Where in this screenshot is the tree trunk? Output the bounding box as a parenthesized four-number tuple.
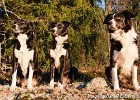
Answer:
(105, 0, 112, 15)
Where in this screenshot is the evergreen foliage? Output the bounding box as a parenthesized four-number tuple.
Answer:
(2, 0, 140, 72)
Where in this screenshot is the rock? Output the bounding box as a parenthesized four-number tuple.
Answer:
(86, 77, 108, 89)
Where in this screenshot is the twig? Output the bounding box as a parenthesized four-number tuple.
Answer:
(6, 9, 20, 19)
(2, 0, 9, 18)
(0, 37, 14, 44)
(2, 0, 20, 19)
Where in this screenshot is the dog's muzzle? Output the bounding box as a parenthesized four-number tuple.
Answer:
(12, 24, 17, 29)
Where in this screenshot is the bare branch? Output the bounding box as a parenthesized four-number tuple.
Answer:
(2, 0, 9, 18)
(6, 9, 20, 19)
(2, 0, 20, 19)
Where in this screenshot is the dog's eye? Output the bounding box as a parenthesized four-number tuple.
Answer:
(116, 17, 121, 20)
(20, 23, 25, 25)
(57, 25, 63, 29)
(58, 26, 62, 29)
(57, 24, 63, 28)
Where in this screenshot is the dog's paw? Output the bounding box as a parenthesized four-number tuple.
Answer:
(27, 86, 33, 90)
(50, 84, 54, 89)
(113, 87, 120, 91)
(50, 79, 54, 89)
(10, 86, 16, 91)
(114, 88, 121, 92)
(113, 83, 120, 91)
(134, 86, 140, 91)
(27, 83, 33, 90)
(58, 82, 64, 90)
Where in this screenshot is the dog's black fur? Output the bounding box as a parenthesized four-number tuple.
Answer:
(10, 19, 41, 91)
(49, 21, 76, 89)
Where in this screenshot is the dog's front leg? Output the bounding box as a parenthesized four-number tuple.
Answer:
(62, 52, 71, 84)
(10, 69, 17, 91)
(132, 64, 140, 91)
(112, 63, 120, 90)
(27, 61, 34, 89)
(10, 57, 18, 91)
(58, 56, 65, 90)
(50, 57, 55, 89)
(60, 56, 65, 84)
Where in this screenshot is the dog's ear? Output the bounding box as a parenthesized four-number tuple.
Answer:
(49, 22, 57, 28)
(103, 14, 112, 24)
(121, 10, 136, 30)
(29, 22, 35, 31)
(121, 10, 136, 19)
(62, 21, 69, 28)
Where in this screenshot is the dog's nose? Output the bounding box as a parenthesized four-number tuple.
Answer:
(51, 29, 55, 33)
(12, 24, 16, 29)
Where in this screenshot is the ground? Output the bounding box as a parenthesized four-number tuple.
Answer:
(0, 78, 140, 100)
(0, 66, 139, 99)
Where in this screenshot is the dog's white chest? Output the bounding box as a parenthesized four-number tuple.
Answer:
(55, 35, 68, 45)
(50, 46, 67, 68)
(15, 34, 34, 76)
(15, 49, 34, 76)
(114, 46, 138, 64)
(113, 30, 139, 66)
(17, 34, 29, 52)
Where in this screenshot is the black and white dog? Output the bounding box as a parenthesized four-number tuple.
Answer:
(10, 19, 38, 91)
(104, 10, 140, 91)
(50, 21, 73, 89)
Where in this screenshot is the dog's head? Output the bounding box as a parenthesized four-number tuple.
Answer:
(50, 21, 69, 37)
(103, 10, 136, 33)
(12, 19, 35, 36)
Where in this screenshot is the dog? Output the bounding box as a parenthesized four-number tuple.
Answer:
(103, 10, 140, 91)
(49, 21, 74, 89)
(10, 19, 39, 91)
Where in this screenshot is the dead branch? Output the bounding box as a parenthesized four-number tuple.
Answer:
(2, 0, 20, 19)
(6, 9, 20, 19)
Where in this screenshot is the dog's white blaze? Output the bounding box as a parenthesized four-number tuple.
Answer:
(13, 24, 22, 33)
(111, 14, 117, 28)
(132, 65, 140, 90)
(112, 27, 138, 76)
(53, 27, 58, 34)
(15, 34, 34, 76)
(27, 65, 34, 89)
(109, 14, 118, 30)
(10, 69, 17, 91)
(112, 63, 120, 90)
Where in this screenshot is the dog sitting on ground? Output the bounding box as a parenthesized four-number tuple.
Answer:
(49, 21, 76, 89)
(104, 10, 140, 91)
(10, 19, 41, 91)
